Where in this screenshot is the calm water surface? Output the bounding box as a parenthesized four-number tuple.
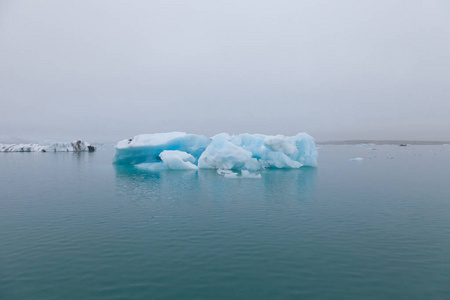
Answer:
(1, 145, 450, 299)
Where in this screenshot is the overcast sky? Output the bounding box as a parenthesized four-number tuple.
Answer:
(1, 0, 449, 142)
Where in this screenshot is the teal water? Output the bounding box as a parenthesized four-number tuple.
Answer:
(1, 145, 450, 299)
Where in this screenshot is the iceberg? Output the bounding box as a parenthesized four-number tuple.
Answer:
(0, 140, 96, 152)
(114, 132, 318, 170)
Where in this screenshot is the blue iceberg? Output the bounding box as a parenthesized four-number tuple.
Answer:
(113, 132, 318, 170)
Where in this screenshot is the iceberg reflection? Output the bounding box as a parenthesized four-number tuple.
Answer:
(114, 165, 317, 206)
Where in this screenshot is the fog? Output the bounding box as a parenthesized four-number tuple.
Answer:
(1, 0, 449, 143)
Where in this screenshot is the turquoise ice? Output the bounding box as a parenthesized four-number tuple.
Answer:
(113, 132, 318, 170)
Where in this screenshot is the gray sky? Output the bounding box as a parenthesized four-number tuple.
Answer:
(1, 0, 449, 143)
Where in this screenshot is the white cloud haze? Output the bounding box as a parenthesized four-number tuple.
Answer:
(1, 0, 449, 142)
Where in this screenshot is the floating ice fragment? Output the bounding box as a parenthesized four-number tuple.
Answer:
(159, 150, 198, 170)
(349, 157, 364, 161)
(240, 170, 262, 179)
(217, 169, 239, 178)
(216, 169, 261, 179)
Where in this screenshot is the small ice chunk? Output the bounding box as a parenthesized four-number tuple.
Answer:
(217, 169, 261, 179)
(349, 157, 364, 161)
(159, 150, 198, 170)
(240, 170, 262, 179)
(217, 169, 239, 178)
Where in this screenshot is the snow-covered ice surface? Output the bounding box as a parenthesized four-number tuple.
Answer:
(0, 140, 96, 152)
(114, 132, 318, 172)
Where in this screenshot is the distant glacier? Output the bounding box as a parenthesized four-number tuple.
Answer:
(0, 140, 96, 152)
(113, 132, 317, 170)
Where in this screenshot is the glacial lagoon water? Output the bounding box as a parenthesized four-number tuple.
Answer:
(1, 145, 450, 299)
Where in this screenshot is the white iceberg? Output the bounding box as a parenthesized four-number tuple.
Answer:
(0, 140, 96, 152)
(114, 132, 318, 170)
(159, 150, 198, 170)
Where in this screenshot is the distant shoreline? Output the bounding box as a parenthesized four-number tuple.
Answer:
(317, 140, 450, 145)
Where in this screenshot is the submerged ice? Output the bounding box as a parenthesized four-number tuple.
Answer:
(114, 132, 317, 171)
